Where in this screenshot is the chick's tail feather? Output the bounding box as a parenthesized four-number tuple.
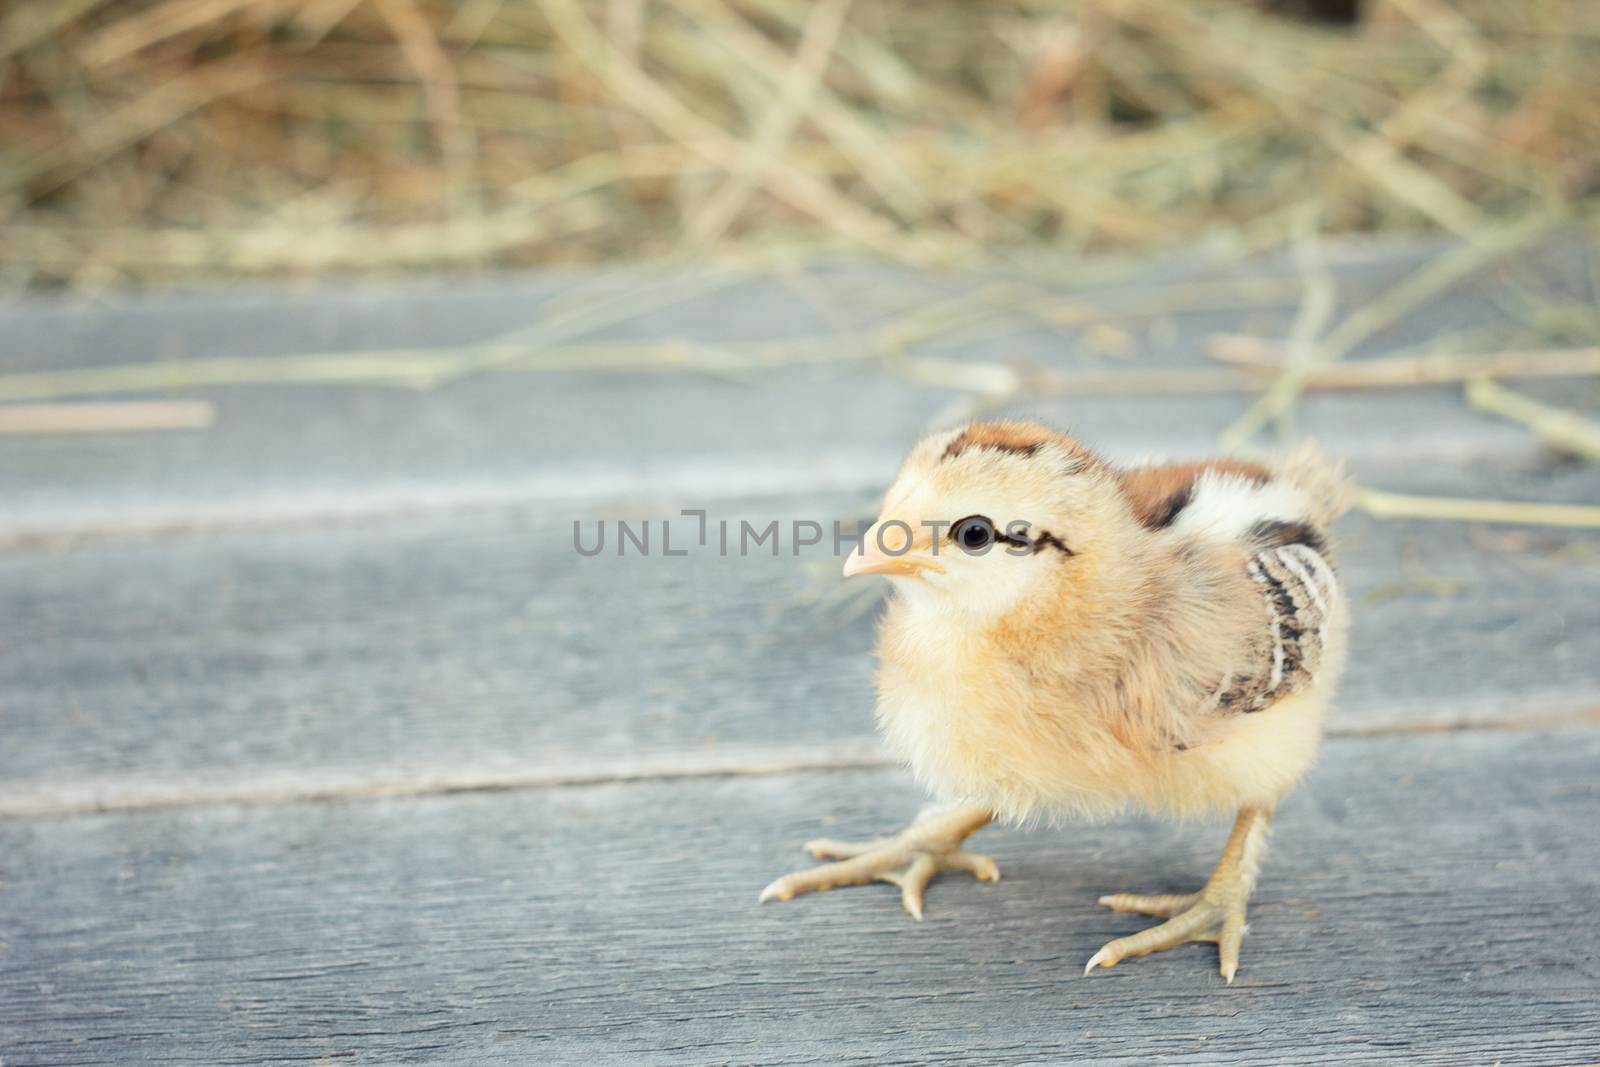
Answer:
(1278, 440, 1355, 528)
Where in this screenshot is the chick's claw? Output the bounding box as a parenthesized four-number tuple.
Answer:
(758, 839, 997, 921)
(758, 804, 996, 921)
(1085, 807, 1269, 983)
(1084, 894, 1248, 980)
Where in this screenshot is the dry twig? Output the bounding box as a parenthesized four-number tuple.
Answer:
(1466, 377, 1600, 461)
(0, 401, 215, 434)
(1357, 488, 1600, 529)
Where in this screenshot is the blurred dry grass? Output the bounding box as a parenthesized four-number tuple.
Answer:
(2, 0, 1598, 289)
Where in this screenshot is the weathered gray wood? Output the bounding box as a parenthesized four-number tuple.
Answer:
(3, 729, 1598, 1065)
(2, 238, 1597, 1065)
(2, 237, 1592, 535)
(2, 470, 1598, 800)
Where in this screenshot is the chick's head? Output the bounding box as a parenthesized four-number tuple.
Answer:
(846, 420, 1127, 617)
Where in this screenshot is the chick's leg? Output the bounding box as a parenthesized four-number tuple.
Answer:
(759, 804, 996, 920)
(1086, 807, 1271, 983)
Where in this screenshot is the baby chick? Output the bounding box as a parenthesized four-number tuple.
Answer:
(760, 420, 1352, 982)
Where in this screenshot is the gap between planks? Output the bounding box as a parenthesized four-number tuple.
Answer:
(3, 705, 1597, 821)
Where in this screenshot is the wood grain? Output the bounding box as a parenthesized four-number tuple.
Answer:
(3, 237, 1598, 1065)
(3, 730, 1598, 1065)
(2, 481, 1597, 797)
(1, 239, 1593, 537)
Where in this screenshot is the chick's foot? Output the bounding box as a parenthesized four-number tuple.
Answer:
(1085, 807, 1272, 983)
(759, 804, 996, 920)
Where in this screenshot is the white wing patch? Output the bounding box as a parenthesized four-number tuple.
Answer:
(1171, 472, 1311, 545)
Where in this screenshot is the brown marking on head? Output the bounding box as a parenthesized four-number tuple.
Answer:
(941, 420, 1099, 471)
(1119, 460, 1271, 529)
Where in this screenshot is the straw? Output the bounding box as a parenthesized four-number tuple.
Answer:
(1466, 377, 1600, 461)
(4, 1, 1595, 286)
(0, 400, 215, 433)
(1357, 488, 1600, 529)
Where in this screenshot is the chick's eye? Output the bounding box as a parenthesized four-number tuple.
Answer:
(953, 515, 996, 552)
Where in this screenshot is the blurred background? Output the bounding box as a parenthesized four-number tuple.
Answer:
(3, 0, 1597, 289)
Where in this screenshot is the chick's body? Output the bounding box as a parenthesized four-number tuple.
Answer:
(762, 420, 1353, 981)
(875, 447, 1348, 826)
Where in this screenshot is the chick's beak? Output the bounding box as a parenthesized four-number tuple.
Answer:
(842, 519, 945, 578)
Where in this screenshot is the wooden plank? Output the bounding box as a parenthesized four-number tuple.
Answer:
(2, 237, 1592, 535)
(3, 235, 1585, 376)
(2, 474, 1598, 799)
(2, 729, 1597, 1065)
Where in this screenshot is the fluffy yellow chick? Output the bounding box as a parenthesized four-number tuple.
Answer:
(760, 420, 1352, 982)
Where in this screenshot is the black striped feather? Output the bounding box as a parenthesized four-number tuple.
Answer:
(1215, 541, 1338, 714)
